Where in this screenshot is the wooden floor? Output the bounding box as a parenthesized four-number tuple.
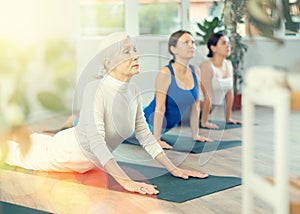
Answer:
(0, 106, 299, 214)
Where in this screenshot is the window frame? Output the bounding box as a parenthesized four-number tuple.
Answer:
(79, 0, 190, 37)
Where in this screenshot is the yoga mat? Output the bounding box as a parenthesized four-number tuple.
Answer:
(115, 162, 242, 203)
(123, 134, 242, 153)
(199, 120, 242, 130)
(0, 201, 51, 214)
(1, 162, 241, 203)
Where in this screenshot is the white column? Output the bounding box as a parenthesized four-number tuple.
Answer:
(274, 89, 290, 214)
(125, 0, 139, 36)
(181, 0, 190, 31)
(242, 88, 256, 214)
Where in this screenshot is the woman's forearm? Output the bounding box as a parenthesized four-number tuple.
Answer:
(201, 98, 211, 124)
(153, 110, 164, 140)
(104, 158, 131, 185)
(190, 102, 200, 138)
(155, 152, 177, 172)
(225, 89, 234, 121)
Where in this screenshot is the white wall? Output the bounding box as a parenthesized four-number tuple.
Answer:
(243, 37, 300, 72)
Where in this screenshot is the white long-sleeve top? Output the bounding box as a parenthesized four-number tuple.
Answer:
(75, 75, 163, 167)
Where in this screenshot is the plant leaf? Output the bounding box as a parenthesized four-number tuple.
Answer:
(37, 91, 67, 112)
(198, 25, 208, 32)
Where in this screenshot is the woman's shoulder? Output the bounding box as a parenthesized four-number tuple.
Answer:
(83, 79, 102, 91)
(160, 65, 172, 74)
(199, 60, 213, 74)
(199, 59, 211, 67)
(158, 66, 172, 80)
(224, 59, 232, 64)
(188, 64, 200, 75)
(224, 59, 234, 74)
(155, 65, 172, 88)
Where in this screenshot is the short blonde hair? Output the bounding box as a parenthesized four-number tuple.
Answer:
(97, 32, 130, 78)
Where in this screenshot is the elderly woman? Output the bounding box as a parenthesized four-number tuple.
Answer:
(3, 32, 208, 195)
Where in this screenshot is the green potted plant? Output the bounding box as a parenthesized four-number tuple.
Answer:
(227, 0, 300, 110)
(196, 17, 225, 45)
(0, 38, 75, 145)
(223, 0, 248, 110)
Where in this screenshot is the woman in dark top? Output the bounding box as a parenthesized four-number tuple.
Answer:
(143, 30, 213, 149)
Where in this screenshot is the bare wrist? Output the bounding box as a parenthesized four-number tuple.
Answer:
(154, 136, 161, 141)
(170, 167, 179, 174)
(116, 177, 132, 186)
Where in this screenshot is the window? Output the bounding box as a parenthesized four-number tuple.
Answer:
(80, 0, 124, 36)
(79, 0, 226, 36)
(138, 0, 180, 35)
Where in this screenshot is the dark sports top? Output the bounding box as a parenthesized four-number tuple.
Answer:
(143, 62, 198, 131)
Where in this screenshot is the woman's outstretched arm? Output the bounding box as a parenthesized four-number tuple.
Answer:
(200, 61, 219, 129)
(153, 67, 173, 149)
(190, 65, 213, 142)
(104, 159, 159, 195)
(225, 61, 242, 124)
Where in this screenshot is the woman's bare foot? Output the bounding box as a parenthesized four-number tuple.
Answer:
(226, 118, 242, 124)
(201, 121, 219, 129)
(60, 115, 77, 130)
(158, 140, 173, 149)
(194, 135, 214, 142)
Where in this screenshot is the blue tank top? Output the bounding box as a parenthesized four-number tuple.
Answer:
(143, 63, 198, 131)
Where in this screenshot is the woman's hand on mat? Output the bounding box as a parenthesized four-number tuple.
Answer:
(170, 167, 209, 179)
(193, 135, 214, 143)
(122, 180, 159, 195)
(201, 121, 219, 129)
(226, 118, 242, 124)
(158, 139, 173, 149)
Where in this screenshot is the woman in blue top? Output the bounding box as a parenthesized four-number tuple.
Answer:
(143, 30, 213, 149)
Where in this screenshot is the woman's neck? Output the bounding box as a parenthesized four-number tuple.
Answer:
(108, 72, 130, 82)
(173, 59, 190, 73)
(211, 55, 225, 68)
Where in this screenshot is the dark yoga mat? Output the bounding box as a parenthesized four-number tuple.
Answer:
(199, 120, 242, 130)
(0, 162, 241, 203)
(0, 201, 51, 214)
(123, 134, 242, 153)
(117, 162, 242, 203)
